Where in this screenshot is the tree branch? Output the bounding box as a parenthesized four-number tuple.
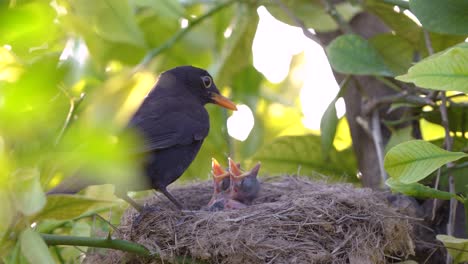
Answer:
(41, 234, 151, 256)
(319, 0, 353, 34)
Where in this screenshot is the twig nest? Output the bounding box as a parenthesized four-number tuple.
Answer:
(96, 177, 416, 263)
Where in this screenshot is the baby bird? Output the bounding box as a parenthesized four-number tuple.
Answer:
(207, 158, 246, 211)
(228, 158, 261, 204)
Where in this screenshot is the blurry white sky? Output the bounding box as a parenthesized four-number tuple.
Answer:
(227, 6, 345, 141)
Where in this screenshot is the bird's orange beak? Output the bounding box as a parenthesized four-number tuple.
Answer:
(212, 158, 229, 182)
(211, 93, 237, 111)
(228, 157, 243, 177)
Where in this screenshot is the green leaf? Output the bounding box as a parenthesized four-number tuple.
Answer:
(134, 0, 185, 21)
(369, 34, 414, 75)
(384, 140, 468, 183)
(266, 1, 361, 32)
(320, 98, 338, 156)
(252, 135, 358, 182)
(410, 0, 468, 35)
(12, 168, 46, 216)
(20, 228, 54, 264)
(386, 178, 454, 200)
(34, 195, 114, 221)
(212, 3, 258, 88)
(326, 34, 393, 76)
(396, 43, 468, 93)
(0, 191, 14, 239)
(66, 0, 146, 47)
(437, 235, 468, 263)
(0, 2, 58, 56)
(384, 126, 414, 154)
(365, 0, 421, 47)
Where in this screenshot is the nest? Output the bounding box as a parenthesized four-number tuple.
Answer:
(89, 176, 417, 263)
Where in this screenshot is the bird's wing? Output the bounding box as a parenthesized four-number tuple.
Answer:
(129, 111, 209, 153)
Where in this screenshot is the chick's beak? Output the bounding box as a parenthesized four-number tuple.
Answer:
(211, 93, 237, 111)
(228, 157, 243, 177)
(212, 158, 229, 181)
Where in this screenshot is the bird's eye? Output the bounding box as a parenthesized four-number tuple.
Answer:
(201, 76, 212, 88)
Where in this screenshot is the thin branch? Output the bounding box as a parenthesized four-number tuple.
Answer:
(55, 92, 85, 146)
(272, 0, 322, 44)
(134, 0, 237, 72)
(41, 234, 151, 256)
(362, 91, 434, 116)
(319, 0, 353, 34)
(371, 110, 388, 188)
(381, 0, 410, 9)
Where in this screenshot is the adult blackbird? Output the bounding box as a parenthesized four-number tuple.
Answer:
(228, 158, 261, 204)
(50, 66, 237, 211)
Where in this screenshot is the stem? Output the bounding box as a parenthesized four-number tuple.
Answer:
(381, 0, 410, 9)
(371, 110, 388, 188)
(41, 234, 151, 256)
(134, 0, 236, 71)
(55, 92, 85, 146)
(319, 0, 353, 34)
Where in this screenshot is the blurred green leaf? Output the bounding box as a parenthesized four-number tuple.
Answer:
(20, 228, 54, 264)
(396, 43, 468, 93)
(12, 168, 46, 216)
(369, 34, 414, 75)
(252, 135, 358, 182)
(410, 0, 468, 35)
(135, 0, 185, 21)
(266, 0, 361, 32)
(429, 32, 468, 53)
(212, 3, 258, 88)
(0, 191, 14, 239)
(437, 235, 468, 263)
(326, 34, 393, 76)
(365, 0, 421, 47)
(320, 98, 338, 156)
(386, 178, 454, 200)
(0, 2, 58, 56)
(66, 0, 146, 47)
(384, 140, 468, 183)
(34, 195, 114, 221)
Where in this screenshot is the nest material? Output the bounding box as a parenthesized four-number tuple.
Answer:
(91, 176, 416, 264)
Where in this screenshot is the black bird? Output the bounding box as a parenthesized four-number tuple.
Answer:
(50, 66, 237, 211)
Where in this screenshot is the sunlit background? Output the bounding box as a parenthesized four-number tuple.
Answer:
(227, 6, 345, 141)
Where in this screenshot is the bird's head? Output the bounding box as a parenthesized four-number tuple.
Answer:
(211, 158, 230, 193)
(162, 66, 237, 111)
(228, 157, 261, 202)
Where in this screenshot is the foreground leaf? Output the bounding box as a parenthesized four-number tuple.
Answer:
(386, 178, 455, 200)
(12, 168, 46, 216)
(34, 195, 114, 221)
(410, 0, 468, 35)
(384, 140, 467, 183)
(396, 43, 468, 93)
(320, 98, 338, 156)
(326, 34, 392, 76)
(437, 235, 468, 263)
(20, 228, 54, 264)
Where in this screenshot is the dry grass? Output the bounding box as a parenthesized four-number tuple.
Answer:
(87, 176, 416, 264)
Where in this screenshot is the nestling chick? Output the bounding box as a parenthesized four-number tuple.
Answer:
(228, 158, 261, 204)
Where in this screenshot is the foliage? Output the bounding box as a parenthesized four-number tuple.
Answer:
(0, 0, 467, 262)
